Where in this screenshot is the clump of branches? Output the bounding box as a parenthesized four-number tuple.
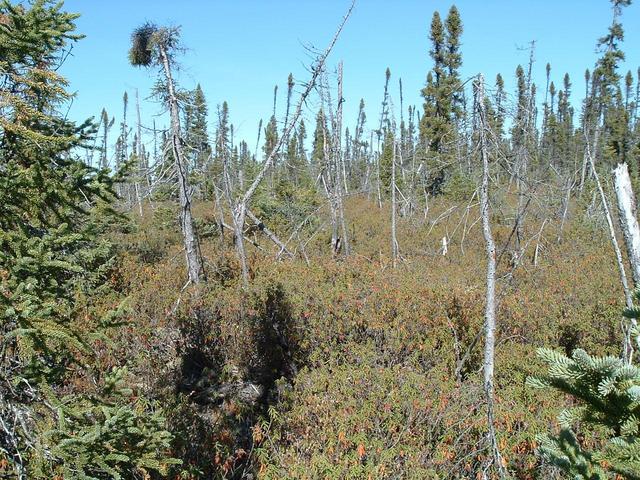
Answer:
(128, 22, 157, 66)
(129, 23, 182, 68)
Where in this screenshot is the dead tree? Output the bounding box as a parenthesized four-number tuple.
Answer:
(319, 98, 341, 257)
(475, 74, 507, 479)
(319, 87, 341, 256)
(134, 88, 144, 216)
(513, 46, 536, 265)
(129, 24, 204, 284)
(613, 163, 640, 285)
(98, 109, 113, 170)
(319, 62, 351, 258)
(335, 62, 350, 256)
(586, 135, 632, 308)
(231, 1, 355, 284)
(580, 118, 601, 194)
(246, 208, 294, 259)
(613, 162, 640, 360)
(391, 140, 399, 268)
(583, 133, 637, 363)
(375, 68, 391, 210)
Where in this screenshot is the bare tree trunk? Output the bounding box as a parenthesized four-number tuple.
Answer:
(586, 136, 632, 308)
(159, 44, 203, 285)
(391, 141, 398, 268)
(613, 163, 640, 285)
(339, 72, 349, 196)
(375, 70, 390, 211)
(134, 182, 143, 217)
(337, 185, 350, 256)
(580, 118, 601, 195)
(579, 128, 591, 194)
(134, 89, 144, 217)
(318, 102, 340, 256)
(335, 61, 350, 256)
(232, 207, 250, 282)
(514, 148, 527, 262)
(246, 208, 294, 258)
(213, 181, 225, 243)
(612, 162, 640, 360)
(475, 74, 506, 479)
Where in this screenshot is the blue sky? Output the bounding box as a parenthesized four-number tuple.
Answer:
(59, 1, 640, 157)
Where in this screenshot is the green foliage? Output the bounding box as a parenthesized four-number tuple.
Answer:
(442, 170, 477, 201)
(378, 129, 395, 196)
(252, 178, 321, 234)
(5, 1, 640, 478)
(310, 108, 327, 175)
(40, 367, 180, 479)
(185, 84, 210, 172)
(0, 2, 176, 477)
(419, 5, 464, 191)
(0, 0, 113, 382)
(0, 0, 83, 67)
(128, 23, 181, 73)
(128, 22, 157, 66)
(263, 115, 279, 162)
(528, 346, 640, 479)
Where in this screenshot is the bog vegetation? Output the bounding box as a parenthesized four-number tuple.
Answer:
(1, 0, 640, 479)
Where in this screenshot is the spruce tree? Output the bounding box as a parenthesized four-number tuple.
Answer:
(0, 2, 176, 477)
(185, 83, 210, 173)
(420, 11, 446, 155)
(493, 74, 506, 140)
(444, 5, 463, 122)
(263, 115, 279, 162)
(419, 6, 464, 193)
(512, 65, 529, 151)
(529, 333, 640, 478)
(99, 108, 113, 170)
(286, 122, 309, 186)
(262, 113, 278, 195)
(379, 129, 395, 195)
(353, 98, 368, 185)
(297, 118, 307, 163)
(311, 108, 327, 178)
(216, 100, 232, 197)
(593, 0, 632, 166)
(553, 74, 576, 170)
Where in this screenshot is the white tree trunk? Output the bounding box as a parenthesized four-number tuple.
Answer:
(586, 139, 632, 308)
(612, 162, 640, 361)
(134, 88, 144, 216)
(476, 74, 506, 478)
(613, 163, 640, 285)
(335, 61, 350, 256)
(391, 140, 398, 268)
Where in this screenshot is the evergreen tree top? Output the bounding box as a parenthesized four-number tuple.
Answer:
(0, 0, 83, 69)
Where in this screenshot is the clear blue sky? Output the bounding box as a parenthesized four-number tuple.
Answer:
(59, 0, 640, 157)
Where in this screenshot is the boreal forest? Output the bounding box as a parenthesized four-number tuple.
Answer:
(2, 0, 640, 478)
